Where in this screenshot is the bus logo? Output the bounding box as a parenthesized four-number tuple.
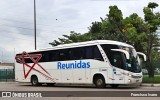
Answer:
(15, 51, 54, 81)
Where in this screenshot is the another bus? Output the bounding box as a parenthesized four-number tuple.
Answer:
(15, 40, 146, 88)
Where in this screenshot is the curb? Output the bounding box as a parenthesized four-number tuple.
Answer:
(141, 83, 160, 87)
(0, 82, 17, 84)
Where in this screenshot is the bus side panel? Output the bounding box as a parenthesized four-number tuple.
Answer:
(73, 69, 85, 83)
(15, 63, 37, 83)
(15, 60, 113, 84)
(61, 69, 73, 83)
(38, 62, 62, 83)
(86, 68, 91, 83)
(89, 60, 112, 84)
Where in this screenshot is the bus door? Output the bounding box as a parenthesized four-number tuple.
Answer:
(111, 52, 125, 84)
(112, 67, 124, 84)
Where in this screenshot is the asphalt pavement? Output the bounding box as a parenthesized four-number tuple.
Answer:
(0, 82, 160, 100)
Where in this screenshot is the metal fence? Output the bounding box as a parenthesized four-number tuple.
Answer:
(0, 67, 15, 82)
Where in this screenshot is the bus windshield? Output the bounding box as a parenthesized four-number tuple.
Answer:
(101, 44, 141, 73)
(120, 46, 141, 73)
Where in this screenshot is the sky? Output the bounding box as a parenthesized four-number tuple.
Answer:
(0, 0, 160, 63)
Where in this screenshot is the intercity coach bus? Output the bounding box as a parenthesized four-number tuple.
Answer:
(15, 40, 146, 88)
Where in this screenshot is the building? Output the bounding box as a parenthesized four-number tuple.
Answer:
(157, 27, 160, 52)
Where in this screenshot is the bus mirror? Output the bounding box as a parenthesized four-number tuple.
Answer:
(111, 49, 130, 60)
(137, 52, 147, 61)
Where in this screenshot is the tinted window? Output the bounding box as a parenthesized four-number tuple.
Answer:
(48, 51, 56, 61)
(74, 47, 86, 60)
(86, 46, 93, 59)
(16, 45, 104, 63)
(85, 46, 103, 61)
(101, 44, 125, 69)
(24, 58, 32, 63)
(57, 49, 68, 61)
(93, 46, 103, 61)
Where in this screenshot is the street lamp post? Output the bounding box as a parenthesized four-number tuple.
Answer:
(34, 0, 37, 50)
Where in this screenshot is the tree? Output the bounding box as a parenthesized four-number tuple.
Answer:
(122, 13, 147, 51)
(49, 31, 81, 46)
(88, 21, 103, 40)
(143, 2, 160, 78)
(102, 5, 126, 41)
(49, 31, 91, 46)
(148, 2, 159, 12)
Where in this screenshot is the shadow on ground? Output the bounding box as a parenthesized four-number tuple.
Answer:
(17, 83, 140, 90)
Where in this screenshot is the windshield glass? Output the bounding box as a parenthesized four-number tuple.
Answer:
(101, 44, 125, 70)
(101, 44, 141, 73)
(120, 46, 141, 73)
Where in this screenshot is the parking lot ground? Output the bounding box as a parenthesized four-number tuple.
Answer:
(0, 82, 160, 100)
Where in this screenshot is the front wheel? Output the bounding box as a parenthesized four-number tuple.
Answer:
(31, 76, 39, 86)
(94, 76, 106, 88)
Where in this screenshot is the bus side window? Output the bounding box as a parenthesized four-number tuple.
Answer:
(44, 52, 49, 62)
(101, 44, 124, 69)
(39, 52, 45, 62)
(94, 46, 103, 61)
(48, 51, 56, 61)
(74, 47, 85, 60)
(68, 49, 74, 60)
(86, 46, 93, 59)
(48, 53, 53, 61)
(111, 52, 123, 68)
(57, 50, 67, 61)
(24, 58, 30, 63)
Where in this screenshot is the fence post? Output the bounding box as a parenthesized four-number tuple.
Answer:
(6, 68, 7, 82)
(0, 69, 2, 81)
(13, 65, 15, 82)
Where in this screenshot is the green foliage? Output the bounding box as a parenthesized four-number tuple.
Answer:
(143, 75, 160, 83)
(88, 21, 102, 34)
(101, 5, 126, 41)
(152, 50, 160, 69)
(122, 13, 147, 51)
(148, 2, 159, 12)
(142, 2, 160, 78)
(49, 31, 92, 46)
(108, 5, 123, 22)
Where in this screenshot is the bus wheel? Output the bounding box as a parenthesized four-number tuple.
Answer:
(94, 76, 106, 88)
(110, 84, 119, 88)
(31, 76, 39, 86)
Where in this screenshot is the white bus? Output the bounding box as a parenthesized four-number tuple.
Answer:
(15, 40, 146, 88)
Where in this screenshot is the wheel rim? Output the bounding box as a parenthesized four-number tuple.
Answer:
(97, 79, 103, 86)
(32, 78, 37, 85)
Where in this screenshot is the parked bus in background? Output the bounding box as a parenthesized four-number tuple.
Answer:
(15, 40, 146, 88)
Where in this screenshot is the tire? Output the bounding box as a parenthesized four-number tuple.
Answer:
(31, 76, 39, 86)
(110, 84, 119, 88)
(94, 76, 106, 88)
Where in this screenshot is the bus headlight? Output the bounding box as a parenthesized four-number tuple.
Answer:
(128, 79, 131, 83)
(128, 74, 132, 77)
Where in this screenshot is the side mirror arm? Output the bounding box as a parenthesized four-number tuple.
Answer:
(111, 49, 130, 60)
(137, 52, 147, 61)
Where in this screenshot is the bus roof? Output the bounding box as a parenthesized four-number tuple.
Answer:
(17, 40, 134, 54)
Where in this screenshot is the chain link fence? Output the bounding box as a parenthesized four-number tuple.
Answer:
(0, 66, 15, 82)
